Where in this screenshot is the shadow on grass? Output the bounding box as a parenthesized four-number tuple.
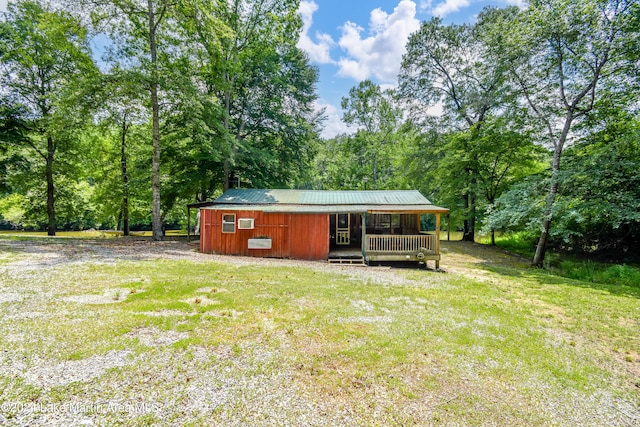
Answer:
(442, 240, 640, 299)
(482, 258, 640, 300)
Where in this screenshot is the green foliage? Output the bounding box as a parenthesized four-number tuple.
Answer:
(483, 175, 548, 235)
(398, 10, 536, 240)
(313, 81, 407, 190)
(487, 118, 640, 256)
(554, 259, 640, 289)
(400, 119, 546, 236)
(175, 0, 321, 193)
(0, 193, 26, 229)
(0, 0, 99, 234)
(555, 121, 640, 252)
(485, 0, 640, 264)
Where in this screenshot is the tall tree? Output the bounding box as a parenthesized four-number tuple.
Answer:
(0, 0, 97, 235)
(95, 69, 149, 235)
(87, 0, 177, 240)
(180, 0, 319, 192)
(490, 0, 640, 265)
(398, 12, 512, 241)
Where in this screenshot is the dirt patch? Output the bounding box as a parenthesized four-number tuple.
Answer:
(0, 238, 443, 289)
(125, 327, 190, 347)
(20, 350, 134, 388)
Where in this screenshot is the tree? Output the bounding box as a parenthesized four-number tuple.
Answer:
(398, 118, 544, 244)
(484, 117, 640, 257)
(91, 70, 150, 235)
(556, 118, 640, 253)
(490, 0, 640, 265)
(398, 12, 513, 241)
(0, 0, 98, 235)
(341, 80, 402, 190)
(86, 0, 179, 240)
(177, 0, 320, 194)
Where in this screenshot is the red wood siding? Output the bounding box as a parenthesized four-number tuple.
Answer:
(290, 213, 329, 260)
(200, 210, 329, 260)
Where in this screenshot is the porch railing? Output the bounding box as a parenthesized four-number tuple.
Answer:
(366, 234, 437, 253)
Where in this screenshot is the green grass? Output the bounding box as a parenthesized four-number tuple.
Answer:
(0, 240, 638, 425)
(476, 231, 538, 258)
(478, 232, 640, 289)
(551, 259, 640, 288)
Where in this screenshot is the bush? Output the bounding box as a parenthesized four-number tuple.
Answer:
(602, 264, 640, 288)
(493, 232, 538, 257)
(555, 259, 640, 288)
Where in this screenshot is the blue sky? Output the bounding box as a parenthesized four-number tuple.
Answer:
(298, 0, 524, 138)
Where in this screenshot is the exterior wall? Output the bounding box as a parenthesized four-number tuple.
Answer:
(200, 209, 329, 260)
(290, 213, 329, 259)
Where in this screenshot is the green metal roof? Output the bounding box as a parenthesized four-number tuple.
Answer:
(204, 189, 449, 213)
(204, 204, 448, 213)
(215, 189, 431, 205)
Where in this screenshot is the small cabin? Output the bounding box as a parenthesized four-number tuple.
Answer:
(192, 189, 448, 268)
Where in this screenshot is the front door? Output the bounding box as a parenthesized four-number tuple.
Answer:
(336, 214, 350, 245)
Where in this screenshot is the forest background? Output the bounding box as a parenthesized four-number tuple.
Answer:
(0, 0, 639, 267)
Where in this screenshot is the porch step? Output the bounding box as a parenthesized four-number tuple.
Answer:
(327, 256, 366, 265)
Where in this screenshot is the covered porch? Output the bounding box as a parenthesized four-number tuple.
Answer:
(363, 211, 443, 268)
(329, 210, 445, 268)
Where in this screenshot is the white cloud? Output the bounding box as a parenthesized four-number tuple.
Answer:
(431, 0, 525, 18)
(419, 0, 433, 11)
(297, 1, 335, 64)
(431, 0, 471, 17)
(315, 100, 353, 139)
(0, 0, 8, 12)
(336, 0, 420, 83)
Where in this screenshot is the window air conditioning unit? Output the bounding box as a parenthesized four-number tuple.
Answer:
(238, 218, 255, 229)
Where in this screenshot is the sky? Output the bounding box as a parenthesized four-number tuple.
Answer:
(0, 0, 524, 138)
(298, 0, 524, 138)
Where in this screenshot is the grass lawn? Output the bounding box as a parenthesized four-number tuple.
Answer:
(0, 238, 638, 426)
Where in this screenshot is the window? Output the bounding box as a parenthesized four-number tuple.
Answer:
(238, 218, 255, 229)
(222, 214, 236, 233)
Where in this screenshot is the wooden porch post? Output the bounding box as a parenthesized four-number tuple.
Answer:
(187, 207, 191, 242)
(361, 213, 367, 259)
(435, 213, 441, 269)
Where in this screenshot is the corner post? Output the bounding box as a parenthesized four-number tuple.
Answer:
(361, 213, 367, 259)
(435, 213, 441, 269)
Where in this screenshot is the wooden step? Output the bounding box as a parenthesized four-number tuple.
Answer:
(327, 257, 366, 265)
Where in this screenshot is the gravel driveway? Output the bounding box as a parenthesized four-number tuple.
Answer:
(1, 237, 637, 427)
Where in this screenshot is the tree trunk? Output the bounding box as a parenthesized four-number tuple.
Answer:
(220, 82, 232, 192)
(195, 210, 201, 235)
(116, 208, 122, 231)
(46, 135, 56, 236)
(121, 115, 129, 236)
(372, 155, 377, 190)
(223, 159, 231, 192)
(532, 111, 574, 266)
(148, 0, 162, 241)
(462, 191, 476, 242)
(532, 149, 561, 266)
